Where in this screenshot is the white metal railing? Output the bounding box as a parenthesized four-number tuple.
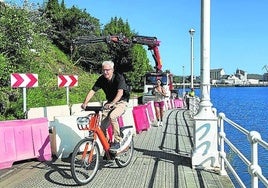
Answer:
(218, 112, 268, 188)
(189, 96, 200, 117)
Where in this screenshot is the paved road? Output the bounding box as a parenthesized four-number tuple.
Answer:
(0, 109, 234, 188)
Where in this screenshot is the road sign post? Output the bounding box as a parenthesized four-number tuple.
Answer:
(10, 73, 38, 118)
(58, 75, 78, 105)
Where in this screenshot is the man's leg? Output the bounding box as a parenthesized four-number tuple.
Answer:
(109, 101, 127, 143)
(100, 111, 111, 140)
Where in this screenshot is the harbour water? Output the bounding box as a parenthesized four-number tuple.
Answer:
(181, 86, 268, 187)
(211, 87, 268, 187)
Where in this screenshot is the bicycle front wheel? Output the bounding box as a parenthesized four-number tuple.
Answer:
(71, 138, 100, 185)
(115, 138, 134, 167)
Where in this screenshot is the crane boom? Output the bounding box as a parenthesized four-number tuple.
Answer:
(132, 35, 162, 72)
(72, 34, 162, 72)
(72, 33, 175, 103)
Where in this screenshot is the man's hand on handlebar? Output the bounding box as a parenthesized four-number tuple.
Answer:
(81, 103, 87, 110)
(104, 102, 114, 110)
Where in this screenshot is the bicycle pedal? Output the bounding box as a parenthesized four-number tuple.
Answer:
(103, 161, 115, 167)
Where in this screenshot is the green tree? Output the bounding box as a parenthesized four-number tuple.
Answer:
(42, 0, 101, 54)
(126, 45, 153, 91)
(102, 17, 152, 90)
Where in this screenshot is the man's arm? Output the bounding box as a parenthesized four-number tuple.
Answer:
(81, 90, 95, 109)
(105, 89, 124, 109)
(111, 89, 124, 104)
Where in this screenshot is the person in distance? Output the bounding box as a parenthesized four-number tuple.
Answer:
(153, 79, 167, 126)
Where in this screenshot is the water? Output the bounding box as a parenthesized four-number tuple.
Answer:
(180, 87, 268, 187)
(210, 87, 268, 187)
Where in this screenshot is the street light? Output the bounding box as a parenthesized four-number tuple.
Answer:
(182, 65, 185, 96)
(189, 28, 195, 89)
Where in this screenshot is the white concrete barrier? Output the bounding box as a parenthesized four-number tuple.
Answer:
(122, 107, 135, 130)
(50, 115, 106, 158)
(28, 99, 137, 120)
(50, 116, 85, 158)
(28, 105, 70, 121)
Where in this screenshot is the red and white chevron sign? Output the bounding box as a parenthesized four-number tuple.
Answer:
(11, 73, 38, 88)
(58, 75, 78, 87)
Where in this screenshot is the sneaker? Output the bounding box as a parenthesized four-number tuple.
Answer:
(160, 121, 163, 126)
(110, 142, 121, 151)
(103, 154, 108, 161)
(157, 121, 160, 127)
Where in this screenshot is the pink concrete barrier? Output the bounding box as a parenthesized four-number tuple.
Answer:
(174, 98, 184, 108)
(165, 99, 172, 110)
(146, 102, 155, 123)
(132, 105, 150, 134)
(0, 118, 52, 170)
(107, 116, 124, 142)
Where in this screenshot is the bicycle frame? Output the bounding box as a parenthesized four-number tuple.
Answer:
(77, 106, 119, 158)
(88, 113, 111, 152)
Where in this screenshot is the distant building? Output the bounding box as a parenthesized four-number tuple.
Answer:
(210, 68, 254, 85)
(248, 79, 259, 85)
(235, 69, 247, 82)
(263, 73, 268, 81)
(210, 68, 225, 80)
(217, 74, 240, 85)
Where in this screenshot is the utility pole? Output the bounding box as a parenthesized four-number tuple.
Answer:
(189, 28, 195, 89)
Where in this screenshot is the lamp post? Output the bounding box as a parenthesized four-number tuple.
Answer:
(182, 65, 185, 96)
(189, 28, 195, 89)
(191, 0, 219, 170)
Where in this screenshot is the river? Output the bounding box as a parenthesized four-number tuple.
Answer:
(180, 86, 268, 187)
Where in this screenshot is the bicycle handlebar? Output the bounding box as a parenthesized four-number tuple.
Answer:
(85, 106, 104, 112)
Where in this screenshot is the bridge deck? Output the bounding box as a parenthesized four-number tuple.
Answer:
(0, 109, 234, 188)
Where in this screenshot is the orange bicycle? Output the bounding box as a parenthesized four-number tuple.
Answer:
(70, 106, 134, 185)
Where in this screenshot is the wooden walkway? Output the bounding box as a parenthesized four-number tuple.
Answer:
(0, 109, 234, 188)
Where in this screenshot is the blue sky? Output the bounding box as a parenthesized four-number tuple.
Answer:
(25, 0, 268, 76)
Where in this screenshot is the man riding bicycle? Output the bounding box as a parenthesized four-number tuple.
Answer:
(81, 60, 129, 151)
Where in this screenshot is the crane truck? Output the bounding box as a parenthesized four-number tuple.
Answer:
(130, 35, 174, 103)
(72, 34, 175, 104)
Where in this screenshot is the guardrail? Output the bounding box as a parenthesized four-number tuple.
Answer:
(189, 96, 200, 117)
(218, 113, 268, 188)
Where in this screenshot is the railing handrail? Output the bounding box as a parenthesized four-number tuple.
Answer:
(218, 112, 268, 188)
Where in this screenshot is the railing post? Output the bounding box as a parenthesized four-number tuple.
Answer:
(248, 131, 262, 188)
(189, 97, 194, 117)
(218, 113, 227, 175)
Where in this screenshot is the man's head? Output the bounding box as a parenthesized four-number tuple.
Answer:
(102, 61, 114, 80)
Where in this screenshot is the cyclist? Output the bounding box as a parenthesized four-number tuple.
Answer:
(81, 60, 130, 151)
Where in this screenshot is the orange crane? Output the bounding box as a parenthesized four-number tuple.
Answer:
(73, 34, 175, 103)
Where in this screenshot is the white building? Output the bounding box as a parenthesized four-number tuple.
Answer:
(210, 68, 225, 80)
(235, 69, 247, 84)
(210, 68, 253, 85)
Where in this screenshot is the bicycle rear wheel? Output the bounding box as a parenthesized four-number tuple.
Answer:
(115, 138, 134, 167)
(71, 138, 100, 185)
